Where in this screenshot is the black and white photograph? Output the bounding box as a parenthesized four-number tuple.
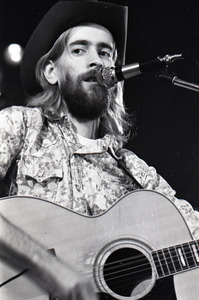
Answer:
(0, 1, 199, 299)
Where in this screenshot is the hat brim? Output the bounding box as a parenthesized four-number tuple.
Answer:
(21, 1, 128, 96)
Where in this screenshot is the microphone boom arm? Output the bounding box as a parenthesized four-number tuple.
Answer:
(159, 73, 199, 93)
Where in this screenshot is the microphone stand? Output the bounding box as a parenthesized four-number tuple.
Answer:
(159, 73, 199, 93)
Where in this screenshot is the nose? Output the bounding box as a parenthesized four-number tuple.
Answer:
(89, 50, 103, 69)
(89, 61, 103, 68)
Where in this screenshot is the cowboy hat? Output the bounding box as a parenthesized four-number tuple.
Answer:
(21, 0, 128, 95)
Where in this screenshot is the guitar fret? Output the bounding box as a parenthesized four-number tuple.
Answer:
(196, 240, 199, 250)
(168, 248, 177, 272)
(158, 250, 170, 275)
(152, 239, 199, 280)
(171, 246, 183, 272)
(190, 241, 199, 265)
(170, 246, 183, 272)
(158, 249, 170, 275)
(192, 244, 199, 262)
(196, 240, 199, 259)
(176, 246, 188, 269)
(163, 248, 175, 274)
(188, 242, 197, 267)
(182, 242, 196, 268)
(152, 251, 165, 278)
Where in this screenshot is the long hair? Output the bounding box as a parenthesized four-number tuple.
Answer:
(27, 25, 132, 144)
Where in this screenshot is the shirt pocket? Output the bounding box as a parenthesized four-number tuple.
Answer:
(18, 155, 63, 183)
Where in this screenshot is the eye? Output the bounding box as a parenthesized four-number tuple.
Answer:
(72, 48, 86, 56)
(99, 50, 112, 59)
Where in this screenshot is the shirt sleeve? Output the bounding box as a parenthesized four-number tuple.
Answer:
(0, 106, 26, 179)
(116, 147, 199, 239)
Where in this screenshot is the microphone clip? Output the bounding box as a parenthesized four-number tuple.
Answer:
(158, 53, 183, 64)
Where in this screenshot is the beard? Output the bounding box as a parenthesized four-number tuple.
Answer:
(59, 70, 116, 120)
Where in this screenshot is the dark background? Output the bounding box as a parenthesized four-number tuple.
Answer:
(0, 1, 199, 299)
(1, 1, 199, 207)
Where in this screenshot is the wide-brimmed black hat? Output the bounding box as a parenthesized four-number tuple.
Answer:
(21, 0, 128, 96)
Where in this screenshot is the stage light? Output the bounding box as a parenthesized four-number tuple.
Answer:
(4, 43, 23, 65)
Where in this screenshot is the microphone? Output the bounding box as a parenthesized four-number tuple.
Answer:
(96, 53, 183, 88)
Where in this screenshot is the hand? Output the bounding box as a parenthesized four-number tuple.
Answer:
(0, 213, 98, 299)
(48, 276, 98, 300)
(35, 256, 98, 300)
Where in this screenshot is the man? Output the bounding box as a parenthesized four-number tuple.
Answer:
(0, 1, 199, 299)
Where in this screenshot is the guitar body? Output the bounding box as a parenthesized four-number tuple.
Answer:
(0, 190, 199, 299)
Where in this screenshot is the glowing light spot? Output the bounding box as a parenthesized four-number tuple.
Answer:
(4, 43, 23, 65)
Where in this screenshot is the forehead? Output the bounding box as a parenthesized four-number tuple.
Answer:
(67, 24, 114, 47)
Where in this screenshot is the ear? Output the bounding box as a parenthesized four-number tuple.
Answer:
(43, 60, 58, 85)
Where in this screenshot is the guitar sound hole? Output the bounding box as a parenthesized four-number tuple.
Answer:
(103, 247, 152, 297)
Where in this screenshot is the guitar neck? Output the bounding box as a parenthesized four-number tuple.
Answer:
(152, 239, 199, 278)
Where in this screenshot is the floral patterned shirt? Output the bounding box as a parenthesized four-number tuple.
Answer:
(0, 106, 199, 238)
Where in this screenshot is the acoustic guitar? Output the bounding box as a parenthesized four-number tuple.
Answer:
(0, 190, 199, 299)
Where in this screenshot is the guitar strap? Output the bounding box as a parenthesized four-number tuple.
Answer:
(107, 148, 144, 189)
(1, 160, 18, 197)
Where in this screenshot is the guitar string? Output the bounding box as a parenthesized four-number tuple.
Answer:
(90, 253, 199, 296)
(95, 266, 152, 294)
(92, 247, 198, 273)
(99, 249, 199, 293)
(89, 239, 199, 271)
(95, 266, 154, 293)
(81, 249, 198, 283)
(88, 249, 199, 294)
(98, 274, 151, 293)
(101, 264, 152, 282)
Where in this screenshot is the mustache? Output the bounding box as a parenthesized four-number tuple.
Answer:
(80, 68, 102, 84)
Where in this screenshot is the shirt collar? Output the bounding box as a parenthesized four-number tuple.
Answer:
(73, 134, 119, 155)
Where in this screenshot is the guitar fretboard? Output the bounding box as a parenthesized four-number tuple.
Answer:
(152, 240, 199, 278)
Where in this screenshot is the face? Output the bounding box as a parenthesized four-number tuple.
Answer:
(52, 24, 117, 120)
